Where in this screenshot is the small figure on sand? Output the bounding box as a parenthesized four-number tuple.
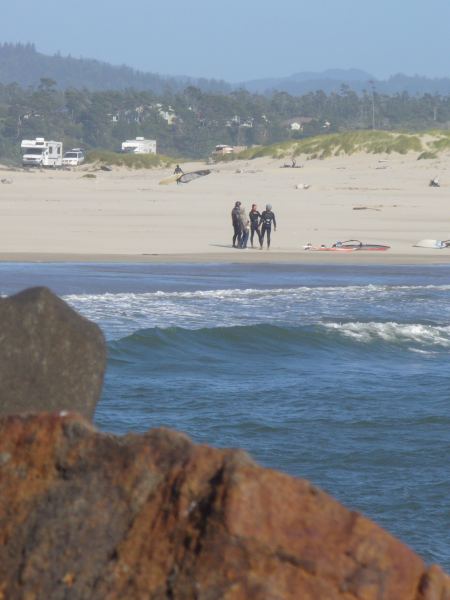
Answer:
(231, 201, 242, 248)
(259, 204, 277, 250)
(249, 204, 262, 247)
(429, 176, 440, 187)
(174, 164, 184, 175)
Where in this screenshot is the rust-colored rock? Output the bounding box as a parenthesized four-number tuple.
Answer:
(0, 287, 105, 420)
(0, 413, 449, 600)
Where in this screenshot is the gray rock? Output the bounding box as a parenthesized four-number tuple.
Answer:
(0, 287, 106, 420)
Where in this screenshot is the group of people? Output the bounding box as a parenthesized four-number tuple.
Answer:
(231, 202, 277, 249)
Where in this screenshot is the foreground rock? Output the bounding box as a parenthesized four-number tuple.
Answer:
(0, 413, 448, 599)
(0, 287, 105, 420)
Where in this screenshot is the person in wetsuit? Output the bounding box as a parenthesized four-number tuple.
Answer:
(259, 203, 277, 249)
(231, 201, 242, 248)
(239, 206, 250, 248)
(174, 164, 183, 175)
(249, 203, 262, 248)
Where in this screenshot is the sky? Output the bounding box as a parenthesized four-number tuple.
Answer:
(2, 0, 450, 82)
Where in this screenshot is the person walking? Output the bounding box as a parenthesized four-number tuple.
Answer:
(249, 203, 262, 248)
(259, 204, 277, 249)
(239, 206, 250, 248)
(231, 201, 242, 248)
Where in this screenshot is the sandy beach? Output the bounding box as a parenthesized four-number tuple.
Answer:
(0, 152, 449, 264)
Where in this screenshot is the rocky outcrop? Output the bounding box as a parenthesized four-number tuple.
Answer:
(0, 287, 105, 420)
(0, 413, 448, 600)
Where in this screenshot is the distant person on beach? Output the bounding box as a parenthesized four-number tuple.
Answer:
(231, 201, 242, 248)
(249, 204, 262, 248)
(260, 204, 277, 250)
(239, 206, 250, 249)
(174, 164, 183, 175)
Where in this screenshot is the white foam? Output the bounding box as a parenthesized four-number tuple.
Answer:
(324, 321, 450, 348)
(60, 284, 450, 341)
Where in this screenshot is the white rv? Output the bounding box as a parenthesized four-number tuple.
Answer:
(21, 138, 63, 167)
(121, 137, 157, 154)
(62, 148, 85, 167)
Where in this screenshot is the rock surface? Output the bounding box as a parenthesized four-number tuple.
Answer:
(0, 413, 448, 600)
(0, 287, 105, 420)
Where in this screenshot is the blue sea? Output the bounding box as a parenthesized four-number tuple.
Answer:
(1, 262, 449, 570)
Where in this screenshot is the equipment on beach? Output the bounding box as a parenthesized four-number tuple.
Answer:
(414, 239, 450, 249)
(304, 240, 390, 252)
(177, 169, 211, 184)
(159, 175, 180, 185)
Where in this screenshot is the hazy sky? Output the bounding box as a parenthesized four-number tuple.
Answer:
(2, 0, 450, 81)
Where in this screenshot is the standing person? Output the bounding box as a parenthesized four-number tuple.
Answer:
(239, 206, 250, 248)
(249, 203, 262, 248)
(259, 204, 277, 250)
(231, 201, 242, 248)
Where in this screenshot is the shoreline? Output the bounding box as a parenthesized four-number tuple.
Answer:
(1, 153, 450, 265)
(0, 251, 449, 265)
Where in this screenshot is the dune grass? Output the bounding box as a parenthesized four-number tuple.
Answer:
(234, 131, 430, 161)
(85, 150, 175, 169)
(418, 151, 438, 160)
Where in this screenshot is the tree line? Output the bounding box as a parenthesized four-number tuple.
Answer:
(1, 79, 450, 162)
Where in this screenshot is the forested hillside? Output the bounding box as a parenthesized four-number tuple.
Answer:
(1, 77, 450, 162)
(3, 44, 450, 97)
(0, 43, 230, 93)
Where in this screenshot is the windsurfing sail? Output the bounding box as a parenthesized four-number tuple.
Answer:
(414, 239, 450, 249)
(332, 240, 390, 251)
(304, 240, 390, 252)
(177, 169, 211, 184)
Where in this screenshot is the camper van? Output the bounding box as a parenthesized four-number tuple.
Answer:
(121, 137, 156, 154)
(21, 138, 63, 167)
(62, 148, 85, 167)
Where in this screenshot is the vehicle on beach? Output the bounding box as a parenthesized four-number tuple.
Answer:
(62, 148, 85, 167)
(121, 137, 156, 154)
(21, 138, 63, 168)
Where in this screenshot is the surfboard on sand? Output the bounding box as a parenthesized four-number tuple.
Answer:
(414, 239, 450, 249)
(159, 175, 180, 185)
(304, 245, 355, 252)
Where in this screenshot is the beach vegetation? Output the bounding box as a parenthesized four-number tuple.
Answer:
(84, 151, 175, 169)
(418, 151, 438, 160)
(2, 71, 450, 163)
(231, 131, 425, 160)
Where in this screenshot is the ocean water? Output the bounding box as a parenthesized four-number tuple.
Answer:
(1, 262, 449, 570)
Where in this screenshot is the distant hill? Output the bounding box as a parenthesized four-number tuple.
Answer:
(242, 69, 374, 94)
(2, 43, 450, 96)
(241, 69, 450, 96)
(0, 43, 231, 93)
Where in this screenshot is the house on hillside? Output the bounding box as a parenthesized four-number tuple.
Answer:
(286, 117, 314, 132)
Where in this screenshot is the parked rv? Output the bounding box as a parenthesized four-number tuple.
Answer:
(62, 148, 85, 167)
(21, 138, 63, 167)
(121, 137, 156, 154)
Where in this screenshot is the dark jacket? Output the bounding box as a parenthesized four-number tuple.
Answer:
(260, 210, 276, 228)
(249, 209, 261, 228)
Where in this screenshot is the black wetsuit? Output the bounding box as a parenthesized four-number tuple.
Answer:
(249, 209, 261, 247)
(259, 210, 276, 248)
(231, 207, 242, 247)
